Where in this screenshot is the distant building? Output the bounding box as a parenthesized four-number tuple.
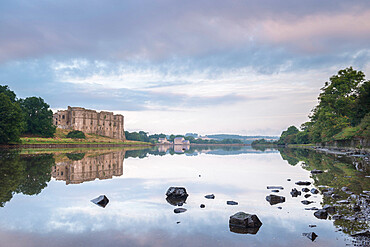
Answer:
(174, 137, 185, 145)
(53, 106, 125, 140)
(182, 140, 190, 145)
(158, 137, 170, 144)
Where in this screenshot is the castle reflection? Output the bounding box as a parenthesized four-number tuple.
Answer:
(52, 150, 125, 185)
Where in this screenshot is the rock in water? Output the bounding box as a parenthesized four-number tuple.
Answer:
(266, 195, 285, 205)
(227, 201, 238, 205)
(174, 208, 187, 214)
(290, 188, 301, 197)
(295, 181, 311, 186)
(267, 186, 284, 190)
(310, 188, 319, 194)
(323, 205, 336, 214)
(311, 169, 323, 174)
(166, 187, 189, 206)
(229, 212, 262, 234)
(314, 209, 328, 219)
(200, 204, 205, 208)
(304, 194, 311, 198)
(302, 188, 310, 192)
(91, 195, 109, 208)
(301, 200, 314, 205)
(302, 232, 318, 241)
(205, 194, 215, 199)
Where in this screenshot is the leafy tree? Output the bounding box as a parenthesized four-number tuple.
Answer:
(0, 85, 17, 102)
(19, 97, 55, 137)
(66, 130, 86, 139)
(0, 93, 24, 144)
(278, 126, 299, 144)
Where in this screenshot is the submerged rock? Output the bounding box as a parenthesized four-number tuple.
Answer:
(229, 212, 262, 234)
(174, 208, 187, 214)
(314, 209, 328, 219)
(310, 188, 319, 194)
(271, 189, 279, 193)
(166, 187, 189, 206)
(305, 207, 319, 210)
(200, 204, 205, 208)
(302, 188, 310, 193)
(296, 181, 311, 186)
(267, 186, 284, 190)
(301, 200, 314, 205)
(91, 195, 109, 208)
(290, 188, 301, 197)
(205, 194, 215, 199)
(227, 201, 238, 205)
(266, 194, 285, 205)
(302, 232, 318, 241)
(304, 194, 311, 198)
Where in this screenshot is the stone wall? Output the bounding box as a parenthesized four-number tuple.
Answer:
(53, 106, 125, 140)
(52, 151, 125, 184)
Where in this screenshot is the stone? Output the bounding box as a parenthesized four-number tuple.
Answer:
(227, 201, 238, 205)
(341, 186, 349, 192)
(200, 204, 205, 208)
(332, 214, 342, 220)
(305, 207, 319, 210)
(267, 186, 284, 190)
(266, 194, 286, 205)
(310, 188, 319, 194)
(295, 181, 311, 186)
(287, 179, 291, 181)
(314, 209, 328, 219)
(302, 188, 310, 192)
(323, 191, 333, 197)
(91, 195, 109, 208)
(323, 205, 336, 214)
(337, 200, 350, 204)
(277, 207, 282, 209)
(331, 194, 341, 199)
(290, 188, 301, 197)
(271, 190, 279, 193)
(302, 232, 318, 241)
(174, 208, 187, 214)
(352, 204, 361, 211)
(229, 212, 262, 230)
(301, 200, 314, 205)
(309, 225, 317, 228)
(351, 230, 370, 237)
(304, 194, 311, 198)
(205, 194, 215, 199)
(166, 187, 189, 206)
(311, 169, 323, 174)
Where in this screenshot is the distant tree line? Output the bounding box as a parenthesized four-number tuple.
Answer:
(0, 85, 55, 144)
(278, 67, 369, 145)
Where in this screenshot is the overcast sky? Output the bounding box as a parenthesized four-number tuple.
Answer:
(1, 0, 369, 135)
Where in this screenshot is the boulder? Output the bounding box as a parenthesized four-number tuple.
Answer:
(290, 188, 301, 197)
(314, 209, 328, 219)
(323, 205, 336, 214)
(166, 187, 189, 206)
(296, 181, 311, 186)
(266, 194, 286, 205)
(205, 194, 215, 199)
(302, 232, 318, 241)
(229, 212, 262, 234)
(227, 201, 238, 205)
(302, 188, 310, 192)
(310, 188, 319, 194)
(304, 194, 311, 198)
(90, 195, 109, 208)
(174, 208, 187, 214)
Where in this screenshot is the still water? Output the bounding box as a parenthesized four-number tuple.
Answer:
(0, 146, 368, 247)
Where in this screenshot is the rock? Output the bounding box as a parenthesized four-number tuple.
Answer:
(341, 186, 349, 192)
(302, 232, 318, 241)
(290, 188, 301, 197)
(205, 194, 215, 199)
(305, 207, 319, 210)
(271, 189, 279, 193)
(227, 201, 238, 205)
(304, 194, 311, 198)
(311, 169, 323, 174)
(267, 186, 284, 190)
(174, 208, 187, 214)
(323, 205, 336, 214)
(266, 194, 286, 205)
(310, 188, 319, 194)
(331, 194, 341, 199)
(301, 200, 314, 205)
(287, 179, 291, 181)
(323, 191, 333, 197)
(352, 204, 361, 211)
(166, 187, 189, 206)
(332, 214, 342, 220)
(302, 188, 310, 192)
(296, 181, 311, 186)
(200, 204, 205, 208)
(309, 224, 317, 228)
(229, 212, 262, 234)
(337, 200, 350, 204)
(277, 206, 282, 209)
(351, 230, 370, 237)
(90, 195, 109, 208)
(314, 209, 328, 219)
(176, 221, 180, 224)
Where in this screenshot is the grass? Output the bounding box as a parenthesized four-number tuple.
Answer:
(18, 128, 152, 146)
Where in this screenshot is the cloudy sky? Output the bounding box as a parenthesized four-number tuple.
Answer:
(1, 0, 369, 135)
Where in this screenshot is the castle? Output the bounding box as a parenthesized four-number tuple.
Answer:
(53, 106, 125, 140)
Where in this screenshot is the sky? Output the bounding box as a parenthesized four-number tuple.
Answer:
(1, 0, 369, 136)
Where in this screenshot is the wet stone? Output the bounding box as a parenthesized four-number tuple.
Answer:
(287, 179, 291, 181)
(337, 200, 350, 204)
(309, 225, 317, 228)
(267, 186, 284, 190)
(305, 207, 319, 210)
(352, 204, 361, 211)
(314, 209, 328, 219)
(229, 212, 262, 233)
(205, 194, 215, 199)
(311, 169, 323, 174)
(301, 200, 314, 205)
(290, 188, 301, 197)
(302, 232, 318, 241)
(296, 181, 311, 186)
(200, 204, 205, 208)
(91, 195, 109, 208)
(166, 187, 189, 206)
(311, 188, 319, 194)
(302, 188, 310, 193)
(323, 205, 336, 214)
(227, 201, 238, 205)
(332, 214, 342, 220)
(271, 189, 279, 193)
(266, 194, 286, 205)
(304, 194, 311, 198)
(174, 208, 187, 214)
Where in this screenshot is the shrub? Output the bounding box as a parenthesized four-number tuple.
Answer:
(66, 130, 86, 139)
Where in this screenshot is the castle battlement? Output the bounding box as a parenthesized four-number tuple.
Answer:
(53, 106, 125, 140)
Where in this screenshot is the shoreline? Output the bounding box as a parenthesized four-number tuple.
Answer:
(0, 143, 154, 149)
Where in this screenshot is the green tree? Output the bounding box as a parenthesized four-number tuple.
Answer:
(19, 97, 55, 137)
(0, 85, 17, 102)
(0, 93, 24, 144)
(278, 126, 299, 144)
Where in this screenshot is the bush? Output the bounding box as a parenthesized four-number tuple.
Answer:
(66, 130, 86, 139)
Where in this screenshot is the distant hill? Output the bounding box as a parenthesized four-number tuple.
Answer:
(205, 134, 279, 144)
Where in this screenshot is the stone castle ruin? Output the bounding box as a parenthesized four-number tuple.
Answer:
(53, 106, 125, 140)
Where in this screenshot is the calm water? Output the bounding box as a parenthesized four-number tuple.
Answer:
(0, 146, 368, 247)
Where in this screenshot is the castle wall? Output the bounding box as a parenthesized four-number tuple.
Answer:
(53, 106, 125, 140)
